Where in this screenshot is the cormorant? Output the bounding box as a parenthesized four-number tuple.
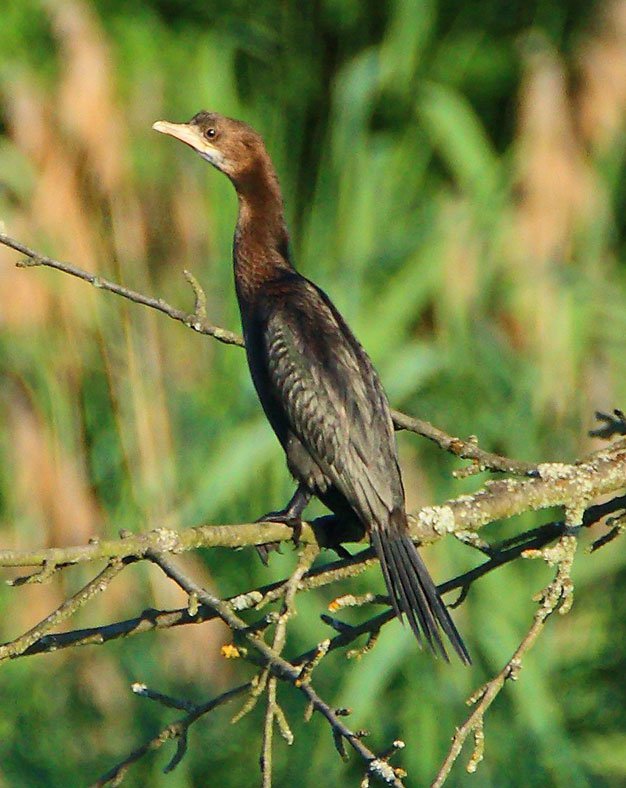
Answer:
(153, 112, 470, 663)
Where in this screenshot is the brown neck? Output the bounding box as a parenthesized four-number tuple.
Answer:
(232, 154, 293, 304)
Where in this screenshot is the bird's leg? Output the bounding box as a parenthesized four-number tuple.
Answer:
(255, 484, 311, 564)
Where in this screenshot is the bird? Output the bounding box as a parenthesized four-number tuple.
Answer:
(153, 111, 470, 664)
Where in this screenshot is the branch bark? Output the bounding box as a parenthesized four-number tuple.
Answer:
(0, 439, 623, 571)
(431, 533, 578, 787)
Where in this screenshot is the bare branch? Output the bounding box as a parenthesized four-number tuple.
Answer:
(8, 494, 625, 664)
(588, 514, 626, 552)
(144, 550, 406, 786)
(0, 232, 242, 346)
(431, 533, 578, 787)
(131, 682, 198, 713)
(0, 559, 127, 662)
(261, 674, 277, 788)
(260, 544, 317, 785)
(0, 439, 623, 575)
(390, 411, 537, 476)
(94, 682, 252, 787)
(13, 550, 377, 658)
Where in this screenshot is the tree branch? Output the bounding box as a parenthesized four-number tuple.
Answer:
(94, 681, 252, 787)
(0, 232, 242, 345)
(0, 517, 568, 661)
(89, 495, 620, 786)
(0, 438, 622, 573)
(431, 532, 578, 787)
(0, 559, 128, 661)
(145, 549, 406, 786)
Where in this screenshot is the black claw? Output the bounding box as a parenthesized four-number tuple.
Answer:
(255, 542, 281, 565)
(291, 518, 303, 548)
(255, 510, 303, 559)
(256, 510, 301, 527)
(254, 485, 311, 563)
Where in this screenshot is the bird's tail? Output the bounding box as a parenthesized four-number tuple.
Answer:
(371, 513, 470, 664)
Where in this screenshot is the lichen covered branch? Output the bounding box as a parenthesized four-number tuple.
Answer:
(431, 510, 583, 786)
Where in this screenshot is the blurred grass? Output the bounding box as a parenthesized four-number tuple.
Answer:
(1, 0, 626, 785)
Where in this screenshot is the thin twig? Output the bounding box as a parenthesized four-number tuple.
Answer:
(0, 232, 241, 346)
(145, 550, 405, 786)
(261, 675, 277, 788)
(431, 534, 578, 787)
(260, 544, 317, 786)
(590, 409, 626, 439)
(589, 515, 626, 552)
(390, 411, 537, 476)
(131, 682, 198, 713)
(94, 682, 251, 786)
(0, 559, 127, 661)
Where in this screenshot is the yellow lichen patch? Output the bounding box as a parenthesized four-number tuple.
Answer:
(221, 643, 241, 659)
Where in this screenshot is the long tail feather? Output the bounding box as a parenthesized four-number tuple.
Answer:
(371, 525, 471, 665)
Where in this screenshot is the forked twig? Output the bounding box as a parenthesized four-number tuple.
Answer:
(93, 682, 251, 786)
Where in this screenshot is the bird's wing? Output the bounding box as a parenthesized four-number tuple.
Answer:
(260, 275, 403, 525)
(258, 276, 471, 664)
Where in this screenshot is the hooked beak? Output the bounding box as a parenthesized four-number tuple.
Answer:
(152, 120, 224, 168)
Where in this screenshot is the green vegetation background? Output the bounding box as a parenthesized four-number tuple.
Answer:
(0, 0, 625, 785)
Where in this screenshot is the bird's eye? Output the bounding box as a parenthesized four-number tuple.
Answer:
(205, 128, 216, 139)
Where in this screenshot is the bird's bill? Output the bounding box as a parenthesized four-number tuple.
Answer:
(152, 120, 205, 150)
(152, 120, 224, 167)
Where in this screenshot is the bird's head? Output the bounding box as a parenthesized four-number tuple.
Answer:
(152, 111, 267, 186)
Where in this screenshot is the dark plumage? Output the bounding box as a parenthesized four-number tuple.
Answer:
(153, 111, 470, 663)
